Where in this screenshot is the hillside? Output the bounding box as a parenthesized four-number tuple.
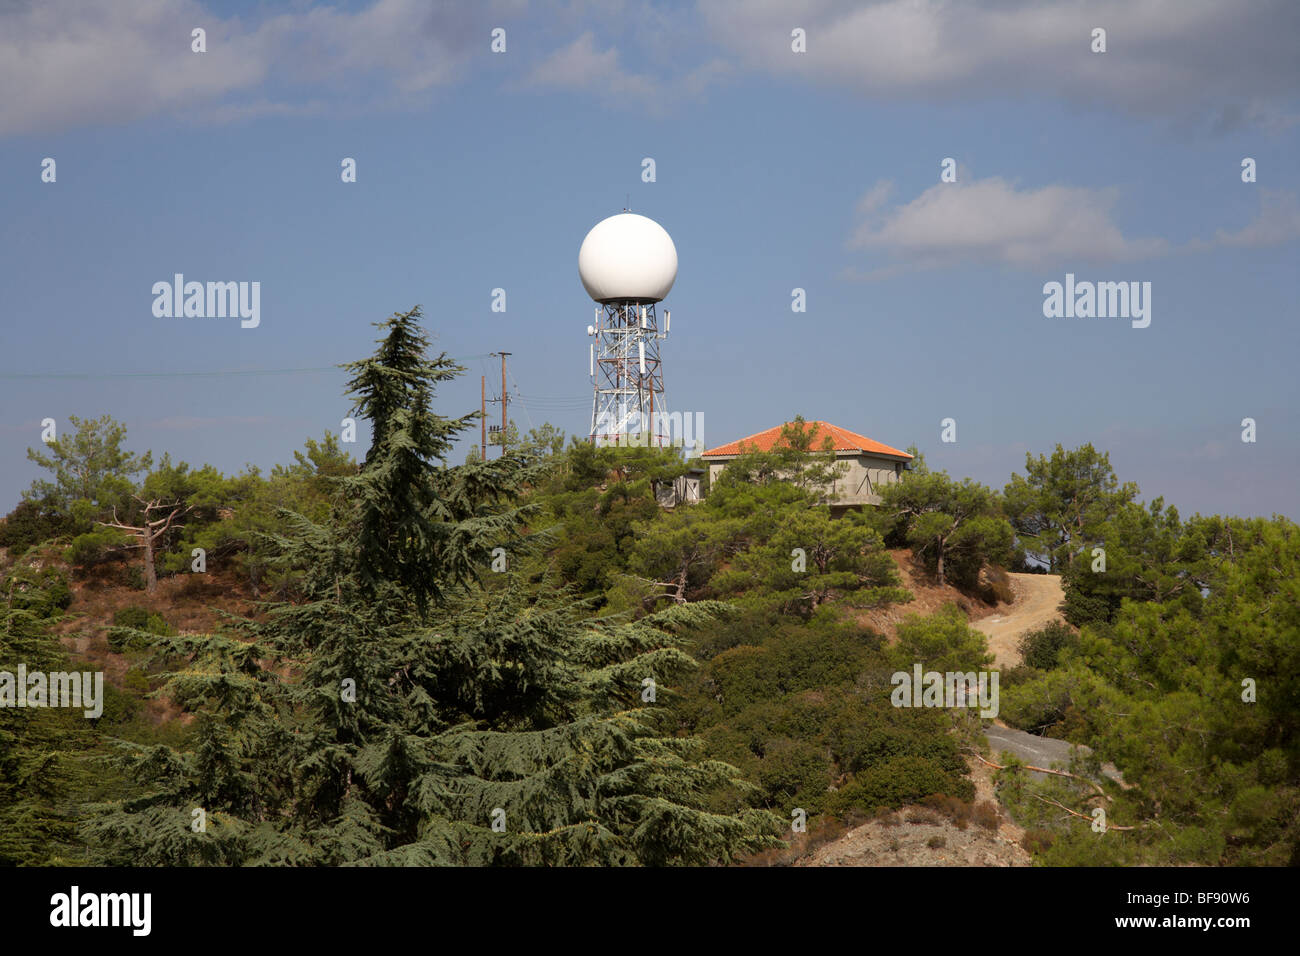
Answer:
(972, 572, 1066, 668)
(855, 549, 1007, 639)
(5, 363, 1295, 868)
(6, 546, 261, 725)
(795, 564, 1068, 867)
(795, 759, 1031, 867)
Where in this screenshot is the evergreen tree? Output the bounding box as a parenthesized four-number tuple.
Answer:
(714, 507, 908, 618)
(24, 413, 152, 517)
(878, 470, 1012, 587)
(0, 570, 96, 865)
(85, 307, 779, 865)
(999, 513, 1300, 865)
(1003, 443, 1136, 571)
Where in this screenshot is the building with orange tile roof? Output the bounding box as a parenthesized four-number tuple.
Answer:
(701, 420, 912, 507)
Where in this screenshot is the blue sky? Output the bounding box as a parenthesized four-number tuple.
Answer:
(1, 0, 1297, 519)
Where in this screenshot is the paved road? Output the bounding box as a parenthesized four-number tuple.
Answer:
(985, 723, 1125, 785)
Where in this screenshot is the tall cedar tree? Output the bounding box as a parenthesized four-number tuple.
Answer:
(0, 575, 96, 865)
(86, 307, 779, 865)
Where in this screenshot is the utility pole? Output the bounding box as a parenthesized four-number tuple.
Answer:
(480, 375, 487, 461)
(498, 352, 510, 458)
(489, 352, 511, 459)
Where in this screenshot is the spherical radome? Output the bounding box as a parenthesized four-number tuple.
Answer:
(578, 213, 677, 303)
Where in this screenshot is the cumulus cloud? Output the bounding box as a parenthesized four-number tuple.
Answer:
(849, 177, 1168, 274)
(523, 31, 658, 104)
(1215, 191, 1300, 248)
(847, 176, 1300, 278)
(7, 0, 1296, 135)
(0, 0, 495, 136)
(519, 21, 734, 109)
(700, 0, 1300, 130)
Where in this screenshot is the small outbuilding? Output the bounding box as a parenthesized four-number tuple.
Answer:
(654, 467, 705, 509)
(701, 420, 912, 507)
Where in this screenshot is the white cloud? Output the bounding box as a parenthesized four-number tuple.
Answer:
(523, 31, 658, 104)
(0, 0, 495, 137)
(700, 0, 1300, 129)
(7, 1, 1297, 135)
(850, 176, 1168, 273)
(1215, 191, 1300, 248)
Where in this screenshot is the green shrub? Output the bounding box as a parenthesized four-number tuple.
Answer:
(827, 755, 975, 816)
(702, 627, 875, 719)
(891, 605, 992, 673)
(998, 667, 1077, 734)
(108, 606, 173, 651)
(754, 737, 829, 809)
(66, 528, 129, 568)
(113, 606, 150, 629)
(95, 682, 141, 725)
(829, 705, 967, 777)
(3, 564, 73, 618)
(1017, 621, 1078, 671)
(122, 564, 145, 590)
(122, 668, 151, 696)
(0, 499, 73, 552)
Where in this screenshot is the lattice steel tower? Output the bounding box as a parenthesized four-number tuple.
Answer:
(578, 213, 678, 447)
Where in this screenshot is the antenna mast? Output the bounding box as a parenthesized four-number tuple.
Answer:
(579, 212, 677, 449)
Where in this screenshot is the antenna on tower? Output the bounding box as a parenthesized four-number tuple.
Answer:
(578, 212, 678, 449)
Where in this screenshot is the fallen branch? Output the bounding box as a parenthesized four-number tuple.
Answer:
(1032, 793, 1138, 831)
(964, 748, 1109, 800)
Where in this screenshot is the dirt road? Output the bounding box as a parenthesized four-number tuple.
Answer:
(973, 573, 1065, 668)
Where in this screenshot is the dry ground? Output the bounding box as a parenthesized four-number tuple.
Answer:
(855, 550, 1003, 640)
(971, 572, 1066, 668)
(797, 568, 1069, 866)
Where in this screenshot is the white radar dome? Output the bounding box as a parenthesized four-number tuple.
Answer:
(578, 213, 677, 303)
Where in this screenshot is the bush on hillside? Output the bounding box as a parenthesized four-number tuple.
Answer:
(1017, 621, 1079, 671)
(826, 755, 975, 816)
(66, 527, 130, 569)
(108, 606, 174, 651)
(754, 737, 830, 809)
(2, 564, 72, 619)
(0, 499, 74, 553)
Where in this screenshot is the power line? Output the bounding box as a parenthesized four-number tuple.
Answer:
(507, 368, 535, 433)
(0, 366, 340, 381)
(0, 353, 502, 382)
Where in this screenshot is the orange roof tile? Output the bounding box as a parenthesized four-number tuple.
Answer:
(702, 421, 912, 460)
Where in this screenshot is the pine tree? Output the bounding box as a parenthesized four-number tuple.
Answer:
(0, 573, 97, 865)
(86, 307, 779, 865)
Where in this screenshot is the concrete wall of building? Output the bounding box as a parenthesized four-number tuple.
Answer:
(655, 473, 703, 508)
(702, 452, 905, 506)
(830, 453, 905, 505)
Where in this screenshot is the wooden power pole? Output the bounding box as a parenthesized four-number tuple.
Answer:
(499, 352, 510, 456)
(481, 375, 487, 461)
